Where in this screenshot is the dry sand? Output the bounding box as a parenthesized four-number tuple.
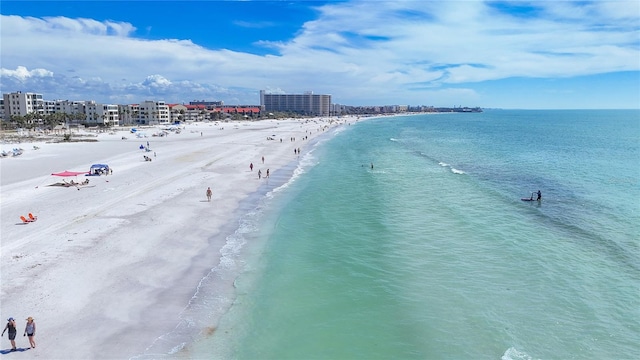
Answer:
(0, 117, 351, 359)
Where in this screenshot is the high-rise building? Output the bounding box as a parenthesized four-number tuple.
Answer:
(260, 90, 331, 116)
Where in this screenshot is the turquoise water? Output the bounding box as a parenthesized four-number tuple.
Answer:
(186, 110, 639, 359)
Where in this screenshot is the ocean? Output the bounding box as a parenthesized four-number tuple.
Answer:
(149, 110, 640, 359)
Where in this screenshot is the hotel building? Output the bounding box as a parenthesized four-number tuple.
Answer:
(260, 90, 331, 116)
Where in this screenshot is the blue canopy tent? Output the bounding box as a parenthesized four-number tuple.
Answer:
(88, 164, 110, 176)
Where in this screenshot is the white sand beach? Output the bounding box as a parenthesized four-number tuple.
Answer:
(0, 117, 351, 358)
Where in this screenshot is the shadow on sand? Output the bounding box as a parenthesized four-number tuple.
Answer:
(0, 347, 30, 354)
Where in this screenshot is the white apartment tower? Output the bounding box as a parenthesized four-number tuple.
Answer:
(260, 90, 331, 116)
(3, 91, 45, 118)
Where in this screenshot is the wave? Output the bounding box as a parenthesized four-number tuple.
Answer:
(267, 139, 320, 199)
(501, 347, 538, 360)
(131, 122, 334, 359)
(438, 161, 465, 174)
(133, 204, 260, 359)
(390, 137, 399, 142)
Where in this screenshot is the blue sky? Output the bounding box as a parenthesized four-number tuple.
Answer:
(1, 0, 639, 109)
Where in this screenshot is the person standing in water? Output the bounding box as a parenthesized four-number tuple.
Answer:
(537, 190, 542, 201)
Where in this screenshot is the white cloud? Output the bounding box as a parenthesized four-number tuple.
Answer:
(1, 66, 53, 81)
(0, 1, 638, 107)
(142, 75, 172, 88)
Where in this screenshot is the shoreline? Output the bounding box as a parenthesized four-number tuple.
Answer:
(0, 117, 357, 358)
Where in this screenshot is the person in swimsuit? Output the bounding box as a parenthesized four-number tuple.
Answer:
(537, 190, 542, 201)
(1, 317, 17, 351)
(206, 187, 212, 202)
(24, 317, 36, 348)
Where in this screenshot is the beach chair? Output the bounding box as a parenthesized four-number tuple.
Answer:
(28, 213, 37, 221)
(20, 216, 32, 223)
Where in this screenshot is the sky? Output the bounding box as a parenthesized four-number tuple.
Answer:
(1, 0, 639, 109)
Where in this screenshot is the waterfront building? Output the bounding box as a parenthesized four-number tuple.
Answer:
(189, 100, 224, 110)
(118, 104, 140, 126)
(54, 100, 84, 115)
(3, 91, 45, 118)
(260, 90, 331, 116)
(138, 100, 170, 125)
(218, 106, 261, 117)
(169, 104, 209, 123)
(43, 100, 57, 115)
(85, 101, 119, 126)
(53, 100, 119, 126)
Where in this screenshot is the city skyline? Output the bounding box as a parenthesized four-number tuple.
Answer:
(1, 0, 639, 109)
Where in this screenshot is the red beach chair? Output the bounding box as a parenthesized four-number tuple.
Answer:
(20, 215, 31, 223)
(28, 213, 37, 221)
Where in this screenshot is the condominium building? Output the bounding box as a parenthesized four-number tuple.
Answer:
(119, 102, 169, 126)
(3, 91, 45, 118)
(169, 104, 209, 123)
(118, 104, 140, 126)
(260, 90, 331, 116)
(189, 100, 224, 110)
(85, 101, 119, 126)
(138, 100, 170, 125)
(52, 100, 119, 126)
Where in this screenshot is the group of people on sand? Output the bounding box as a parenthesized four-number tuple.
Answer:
(249, 156, 269, 179)
(207, 134, 312, 202)
(250, 158, 270, 180)
(63, 178, 90, 187)
(2, 317, 36, 351)
(257, 169, 270, 179)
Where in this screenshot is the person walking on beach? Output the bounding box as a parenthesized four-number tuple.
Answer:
(262, 156, 265, 164)
(206, 187, 213, 202)
(23, 317, 36, 349)
(250, 162, 254, 171)
(258, 169, 262, 179)
(266, 169, 270, 178)
(1, 317, 17, 351)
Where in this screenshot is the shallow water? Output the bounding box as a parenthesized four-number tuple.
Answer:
(188, 110, 639, 359)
